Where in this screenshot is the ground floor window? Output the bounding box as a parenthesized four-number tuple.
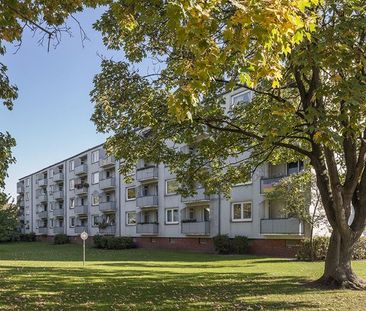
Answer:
(231, 202, 252, 222)
(166, 208, 179, 224)
(126, 212, 136, 225)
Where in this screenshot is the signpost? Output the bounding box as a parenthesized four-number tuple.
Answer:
(80, 231, 88, 266)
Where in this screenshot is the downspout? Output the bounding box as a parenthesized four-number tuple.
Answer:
(218, 190, 221, 235)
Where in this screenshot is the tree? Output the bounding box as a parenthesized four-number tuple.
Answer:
(0, 0, 107, 189)
(91, 0, 366, 289)
(0, 193, 18, 242)
(266, 169, 329, 260)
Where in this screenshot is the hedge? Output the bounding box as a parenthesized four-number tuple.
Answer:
(19, 232, 36, 242)
(93, 235, 135, 250)
(296, 236, 366, 261)
(54, 234, 70, 245)
(213, 234, 249, 254)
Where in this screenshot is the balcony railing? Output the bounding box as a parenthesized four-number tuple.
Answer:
(75, 226, 88, 234)
(37, 194, 48, 203)
(38, 178, 48, 187)
(53, 227, 64, 234)
(75, 186, 88, 195)
(53, 172, 64, 183)
(136, 195, 158, 208)
(75, 205, 88, 215)
(136, 167, 158, 182)
(99, 225, 116, 235)
(99, 177, 116, 190)
(53, 190, 64, 201)
(38, 210, 48, 218)
(100, 156, 115, 168)
(181, 221, 210, 235)
(53, 208, 64, 217)
(99, 201, 117, 212)
(136, 223, 159, 235)
(38, 227, 48, 234)
(181, 188, 210, 204)
(260, 176, 284, 194)
(75, 164, 88, 175)
(260, 218, 304, 235)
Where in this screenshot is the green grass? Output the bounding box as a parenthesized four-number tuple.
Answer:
(0, 242, 365, 310)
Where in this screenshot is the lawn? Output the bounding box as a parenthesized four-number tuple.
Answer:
(0, 242, 365, 310)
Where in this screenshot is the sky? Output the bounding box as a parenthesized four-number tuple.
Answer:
(1, 8, 137, 198)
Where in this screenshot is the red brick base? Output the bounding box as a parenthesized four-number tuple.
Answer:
(248, 239, 300, 257)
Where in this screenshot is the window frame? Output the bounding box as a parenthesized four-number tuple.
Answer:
(231, 90, 252, 107)
(91, 194, 100, 206)
(231, 201, 252, 222)
(69, 160, 75, 172)
(91, 214, 100, 227)
(69, 198, 75, 209)
(69, 179, 75, 190)
(165, 208, 179, 225)
(126, 186, 136, 201)
(91, 150, 99, 163)
(165, 179, 179, 195)
(92, 172, 99, 184)
(69, 216, 75, 228)
(126, 211, 137, 226)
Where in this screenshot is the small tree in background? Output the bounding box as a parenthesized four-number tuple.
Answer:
(266, 170, 329, 261)
(0, 193, 19, 242)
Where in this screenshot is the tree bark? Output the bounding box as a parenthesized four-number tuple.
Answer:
(316, 230, 366, 289)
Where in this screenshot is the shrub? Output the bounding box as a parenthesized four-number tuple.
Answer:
(54, 234, 69, 245)
(93, 235, 135, 250)
(231, 236, 249, 254)
(213, 234, 231, 254)
(19, 232, 36, 242)
(297, 236, 366, 261)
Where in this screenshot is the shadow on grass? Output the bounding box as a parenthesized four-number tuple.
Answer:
(0, 264, 317, 311)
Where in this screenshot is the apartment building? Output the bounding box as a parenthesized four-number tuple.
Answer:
(16, 90, 309, 256)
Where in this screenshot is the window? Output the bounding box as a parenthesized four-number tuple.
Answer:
(69, 160, 75, 171)
(69, 179, 75, 190)
(231, 202, 252, 222)
(92, 150, 99, 163)
(231, 91, 252, 107)
(126, 212, 136, 225)
(92, 172, 99, 184)
(92, 215, 100, 227)
(70, 217, 75, 228)
(166, 179, 179, 195)
(25, 192, 29, 201)
(92, 194, 100, 206)
(25, 178, 30, 187)
(49, 169, 53, 178)
(126, 187, 136, 201)
(69, 198, 75, 209)
(49, 218, 54, 228)
(166, 208, 179, 224)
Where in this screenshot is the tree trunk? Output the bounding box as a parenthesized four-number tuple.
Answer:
(316, 230, 366, 289)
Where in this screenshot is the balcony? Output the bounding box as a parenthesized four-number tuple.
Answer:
(136, 167, 158, 183)
(53, 227, 64, 234)
(38, 227, 48, 234)
(75, 205, 88, 215)
(38, 178, 48, 187)
(53, 172, 64, 183)
(136, 223, 159, 235)
(38, 210, 48, 218)
(260, 218, 304, 235)
(75, 186, 88, 196)
(75, 164, 88, 176)
(18, 198, 25, 207)
(99, 201, 117, 212)
(75, 226, 88, 234)
(260, 176, 284, 194)
(100, 156, 115, 168)
(19, 214, 25, 221)
(181, 188, 210, 204)
(37, 194, 48, 203)
(136, 195, 158, 208)
(181, 221, 210, 235)
(17, 182, 24, 193)
(53, 190, 64, 201)
(99, 225, 116, 235)
(99, 177, 116, 191)
(53, 208, 64, 217)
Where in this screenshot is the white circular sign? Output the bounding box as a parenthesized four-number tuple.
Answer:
(80, 231, 88, 240)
